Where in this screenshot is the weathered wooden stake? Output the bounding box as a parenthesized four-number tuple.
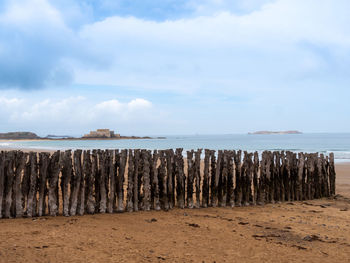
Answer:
(142, 150, 151, 211)
(38, 152, 50, 217)
(48, 151, 61, 216)
(107, 150, 115, 214)
(127, 150, 134, 212)
(186, 150, 194, 208)
(70, 150, 82, 216)
(151, 150, 161, 210)
(14, 151, 26, 218)
(194, 149, 202, 208)
(117, 149, 127, 212)
(234, 150, 243, 206)
(98, 150, 107, 213)
(61, 150, 72, 217)
(27, 152, 38, 217)
(202, 149, 210, 208)
(0, 152, 5, 218)
(159, 151, 169, 210)
(210, 150, 216, 207)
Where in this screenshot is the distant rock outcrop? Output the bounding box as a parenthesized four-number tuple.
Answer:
(0, 132, 40, 139)
(248, 130, 302, 135)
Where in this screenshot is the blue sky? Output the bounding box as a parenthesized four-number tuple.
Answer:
(0, 0, 349, 136)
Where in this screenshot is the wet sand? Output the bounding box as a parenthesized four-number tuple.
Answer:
(0, 154, 349, 262)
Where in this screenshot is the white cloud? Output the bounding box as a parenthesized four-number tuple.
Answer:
(0, 96, 157, 135)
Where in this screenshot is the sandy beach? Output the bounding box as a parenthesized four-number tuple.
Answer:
(0, 148, 349, 263)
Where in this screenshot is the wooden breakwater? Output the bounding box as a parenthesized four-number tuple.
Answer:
(0, 149, 336, 218)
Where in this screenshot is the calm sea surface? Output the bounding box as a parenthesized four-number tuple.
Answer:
(1, 133, 350, 162)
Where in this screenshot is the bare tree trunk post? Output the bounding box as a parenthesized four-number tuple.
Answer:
(98, 151, 107, 213)
(91, 150, 99, 213)
(234, 150, 243, 206)
(0, 152, 5, 218)
(244, 152, 253, 206)
(14, 151, 26, 218)
(127, 150, 134, 212)
(48, 151, 61, 216)
(202, 149, 210, 208)
(117, 149, 127, 212)
(83, 150, 94, 214)
(27, 152, 38, 217)
(252, 152, 259, 205)
(257, 152, 266, 205)
(210, 150, 216, 206)
(220, 151, 228, 207)
(227, 151, 235, 207)
(174, 149, 184, 209)
(61, 150, 72, 217)
(194, 149, 202, 208)
(69, 150, 82, 216)
(38, 152, 50, 217)
(142, 150, 151, 211)
(107, 150, 115, 214)
(159, 151, 169, 210)
(166, 149, 175, 209)
(296, 153, 305, 201)
(186, 150, 194, 208)
(329, 153, 336, 196)
(76, 150, 86, 216)
(266, 151, 274, 204)
(4, 151, 15, 218)
(133, 150, 140, 212)
(151, 150, 161, 210)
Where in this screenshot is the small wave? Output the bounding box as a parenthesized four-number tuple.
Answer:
(0, 143, 11, 146)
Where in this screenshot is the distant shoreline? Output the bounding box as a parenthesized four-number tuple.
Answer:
(248, 130, 302, 135)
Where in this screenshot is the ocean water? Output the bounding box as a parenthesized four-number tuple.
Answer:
(1, 133, 350, 162)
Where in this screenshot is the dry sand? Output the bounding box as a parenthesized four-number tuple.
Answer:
(0, 151, 349, 262)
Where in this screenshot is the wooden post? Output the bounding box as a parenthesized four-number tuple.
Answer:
(151, 150, 161, 210)
(202, 149, 210, 208)
(14, 151, 26, 218)
(107, 150, 115, 214)
(186, 150, 194, 208)
(234, 150, 242, 206)
(48, 151, 61, 216)
(61, 150, 72, 217)
(127, 150, 134, 212)
(323, 155, 330, 197)
(174, 148, 185, 209)
(133, 150, 140, 212)
(194, 149, 202, 208)
(296, 153, 305, 201)
(142, 150, 151, 211)
(243, 152, 253, 206)
(216, 150, 223, 207)
(27, 152, 38, 217)
(220, 151, 228, 207)
(257, 151, 266, 205)
(210, 150, 216, 206)
(98, 150, 107, 213)
(266, 151, 274, 204)
(4, 151, 15, 218)
(69, 150, 82, 216)
(166, 149, 175, 209)
(38, 152, 50, 217)
(117, 149, 127, 212)
(159, 151, 169, 210)
(82, 150, 93, 214)
(227, 151, 235, 207)
(0, 152, 5, 218)
(329, 153, 336, 196)
(252, 152, 259, 205)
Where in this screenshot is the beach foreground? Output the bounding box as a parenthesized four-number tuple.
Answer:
(0, 164, 349, 263)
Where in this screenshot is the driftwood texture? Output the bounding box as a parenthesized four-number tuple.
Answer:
(0, 149, 336, 219)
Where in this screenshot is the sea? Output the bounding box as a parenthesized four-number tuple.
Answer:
(1, 133, 350, 162)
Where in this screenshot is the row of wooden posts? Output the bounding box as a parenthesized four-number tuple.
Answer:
(0, 149, 336, 218)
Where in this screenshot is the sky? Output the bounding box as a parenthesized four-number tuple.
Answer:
(0, 0, 349, 136)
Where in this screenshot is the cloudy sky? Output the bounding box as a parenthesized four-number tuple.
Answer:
(0, 0, 349, 136)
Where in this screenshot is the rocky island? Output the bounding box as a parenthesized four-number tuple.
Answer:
(248, 130, 302, 135)
(0, 129, 164, 140)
